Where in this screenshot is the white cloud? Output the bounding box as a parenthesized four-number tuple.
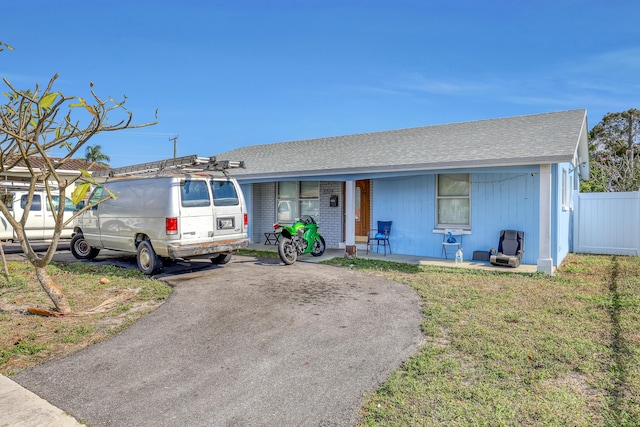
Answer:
(589, 48, 640, 71)
(393, 72, 492, 95)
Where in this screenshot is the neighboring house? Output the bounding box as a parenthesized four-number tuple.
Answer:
(216, 109, 590, 274)
(0, 155, 109, 184)
(0, 156, 108, 240)
(0, 156, 109, 195)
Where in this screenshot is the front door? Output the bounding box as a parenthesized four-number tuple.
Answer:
(355, 180, 370, 243)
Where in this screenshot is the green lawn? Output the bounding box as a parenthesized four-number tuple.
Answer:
(325, 254, 640, 426)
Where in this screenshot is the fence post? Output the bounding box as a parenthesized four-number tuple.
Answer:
(636, 192, 640, 255)
(572, 190, 580, 253)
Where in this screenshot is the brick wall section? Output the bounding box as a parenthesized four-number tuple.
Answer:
(251, 182, 276, 243)
(318, 181, 343, 248)
(250, 181, 343, 248)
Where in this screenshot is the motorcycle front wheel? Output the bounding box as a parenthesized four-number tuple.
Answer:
(278, 237, 298, 265)
(311, 235, 326, 257)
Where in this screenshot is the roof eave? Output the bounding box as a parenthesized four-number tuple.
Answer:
(575, 112, 590, 181)
(233, 155, 574, 181)
(2, 166, 92, 175)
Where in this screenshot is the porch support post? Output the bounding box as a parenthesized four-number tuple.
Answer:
(345, 180, 356, 246)
(537, 164, 554, 274)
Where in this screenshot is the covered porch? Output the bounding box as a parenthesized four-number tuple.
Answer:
(245, 243, 539, 273)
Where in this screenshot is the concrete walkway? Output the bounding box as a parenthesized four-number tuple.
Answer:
(249, 243, 539, 273)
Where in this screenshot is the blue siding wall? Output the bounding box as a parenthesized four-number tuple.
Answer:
(373, 170, 540, 265)
(472, 171, 539, 265)
(372, 175, 435, 256)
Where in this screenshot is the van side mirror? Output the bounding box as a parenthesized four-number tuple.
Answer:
(75, 201, 85, 211)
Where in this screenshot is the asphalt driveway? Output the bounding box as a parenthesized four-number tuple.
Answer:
(14, 254, 424, 426)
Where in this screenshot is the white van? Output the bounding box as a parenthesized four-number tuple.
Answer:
(71, 173, 249, 275)
(0, 190, 75, 241)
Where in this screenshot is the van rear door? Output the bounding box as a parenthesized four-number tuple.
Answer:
(210, 179, 245, 242)
(178, 179, 215, 243)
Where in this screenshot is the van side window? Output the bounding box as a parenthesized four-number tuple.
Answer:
(21, 194, 41, 211)
(211, 180, 239, 206)
(181, 180, 211, 207)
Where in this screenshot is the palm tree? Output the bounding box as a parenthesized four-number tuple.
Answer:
(84, 145, 110, 166)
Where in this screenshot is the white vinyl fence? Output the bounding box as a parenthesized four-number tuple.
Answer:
(573, 191, 640, 256)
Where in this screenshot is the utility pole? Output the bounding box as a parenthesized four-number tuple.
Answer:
(169, 135, 179, 159)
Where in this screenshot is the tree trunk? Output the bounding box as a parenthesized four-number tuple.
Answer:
(0, 241, 9, 282)
(35, 265, 71, 314)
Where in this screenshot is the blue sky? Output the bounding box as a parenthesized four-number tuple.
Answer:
(3, 0, 639, 167)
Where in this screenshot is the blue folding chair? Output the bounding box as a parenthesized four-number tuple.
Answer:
(367, 221, 392, 255)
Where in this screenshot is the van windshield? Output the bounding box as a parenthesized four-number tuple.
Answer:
(47, 196, 76, 211)
(89, 187, 107, 205)
(210, 180, 239, 206)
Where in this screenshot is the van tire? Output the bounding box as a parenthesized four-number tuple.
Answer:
(137, 240, 163, 275)
(70, 233, 100, 260)
(211, 253, 232, 264)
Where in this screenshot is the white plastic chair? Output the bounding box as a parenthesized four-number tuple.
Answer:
(441, 228, 463, 259)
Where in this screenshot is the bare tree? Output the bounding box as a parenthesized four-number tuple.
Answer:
(583, 109, 640, 192)
(0, 74, 156, 313)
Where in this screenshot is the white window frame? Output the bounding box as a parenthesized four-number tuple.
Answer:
(436, 173, 471, 229)
(276, 181, 319, 224)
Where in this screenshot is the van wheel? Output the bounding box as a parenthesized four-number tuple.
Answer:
(70, 233, 100, 260)
(211, 253, 232, 264)
(137, 240, 163, 275)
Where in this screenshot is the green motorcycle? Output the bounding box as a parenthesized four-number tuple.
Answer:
(274, 215, 326, 265)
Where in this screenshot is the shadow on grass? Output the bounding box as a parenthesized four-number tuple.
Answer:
(605, 256, 634, 426)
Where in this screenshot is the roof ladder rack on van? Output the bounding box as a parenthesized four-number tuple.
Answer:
(92, 155, 246, 178)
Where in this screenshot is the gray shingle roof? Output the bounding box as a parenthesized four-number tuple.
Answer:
(216, 109, 588, 180)
(2, 155, 109, 172)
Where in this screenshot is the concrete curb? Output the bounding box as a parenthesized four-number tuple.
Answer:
(0, 375, 82, 427)
(1, 241, 81, 426)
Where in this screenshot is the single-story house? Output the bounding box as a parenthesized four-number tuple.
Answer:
(0, 156, 109, 196)
(215, 109, 590, 274)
